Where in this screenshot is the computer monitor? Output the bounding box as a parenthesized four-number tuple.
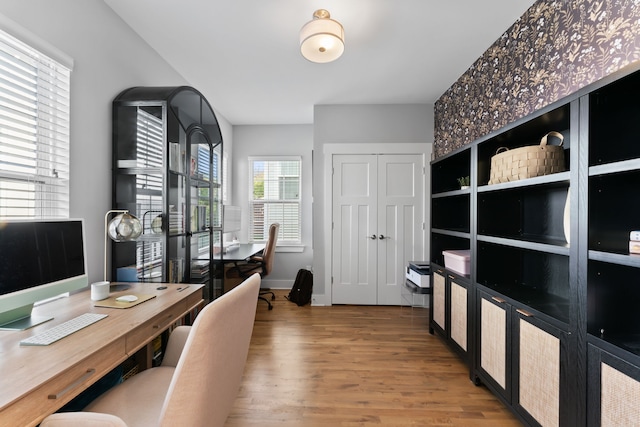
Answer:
(223, 205, 241, 233)
(0, 218, 88, 330)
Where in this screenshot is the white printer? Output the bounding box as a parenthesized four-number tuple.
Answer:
(406, 261, 430, 288)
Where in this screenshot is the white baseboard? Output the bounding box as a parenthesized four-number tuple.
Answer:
(259, 279, 327, 306)
(259, 279, 292, 289)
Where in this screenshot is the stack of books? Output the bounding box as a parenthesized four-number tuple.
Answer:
(168, 258, 184, 283)
(630, 231, 640, 255)
(190, 260, 209, 281)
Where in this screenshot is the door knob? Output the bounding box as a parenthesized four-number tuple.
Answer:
(378, 235, 386, 240)
(370, 235, 377, 240)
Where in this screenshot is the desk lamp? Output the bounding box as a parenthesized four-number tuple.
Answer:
(104, 210, 142, 291)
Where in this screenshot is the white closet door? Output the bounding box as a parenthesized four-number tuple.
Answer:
(331, 154, 378, 304)
(376, 154, 424, 305)
(332, 154, 424, 305)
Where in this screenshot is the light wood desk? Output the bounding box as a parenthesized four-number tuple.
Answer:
(0, 282, 203, 427)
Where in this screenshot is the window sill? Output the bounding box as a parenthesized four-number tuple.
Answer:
(275, 245, 305, 253)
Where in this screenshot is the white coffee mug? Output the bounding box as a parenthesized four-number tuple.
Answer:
(91, 281, 110, 301)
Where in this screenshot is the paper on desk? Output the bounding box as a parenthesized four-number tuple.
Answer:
(93, 294, 156, 309)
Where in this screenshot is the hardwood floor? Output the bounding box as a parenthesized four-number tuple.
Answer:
(226, 290, 521, 427)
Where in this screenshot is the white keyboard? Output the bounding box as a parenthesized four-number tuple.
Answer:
(20, 313, 108, 346)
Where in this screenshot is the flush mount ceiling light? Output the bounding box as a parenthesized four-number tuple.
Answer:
(300, 9, 344, 63)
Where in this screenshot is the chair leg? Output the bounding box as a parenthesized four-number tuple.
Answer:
(260, 291, 275, 301)
(258, 295, 273, 310)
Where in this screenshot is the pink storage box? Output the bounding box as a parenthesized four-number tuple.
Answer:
(443, 249, 471, 275)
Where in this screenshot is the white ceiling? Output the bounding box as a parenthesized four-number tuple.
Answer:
(104, 0, 536, 125)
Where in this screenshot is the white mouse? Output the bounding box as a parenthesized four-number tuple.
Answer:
(115, 295, 138, 302)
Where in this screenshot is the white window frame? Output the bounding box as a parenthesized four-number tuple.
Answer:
(248, 156, 302, 245)
(0, 25, 72, 219)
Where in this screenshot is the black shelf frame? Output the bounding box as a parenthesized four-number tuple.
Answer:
(112, 86, 224, 302)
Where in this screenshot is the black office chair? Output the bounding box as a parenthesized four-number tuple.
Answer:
(226, 223, 279, 310)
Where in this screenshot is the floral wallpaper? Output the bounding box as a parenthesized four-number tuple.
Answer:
(434, 0, 640, 158)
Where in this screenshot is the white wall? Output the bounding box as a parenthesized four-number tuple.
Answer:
(313, 104, 434, 304)
(232, 124, 314, 288)
(0, 0, 233, 285)
(315, 104, 434, 144)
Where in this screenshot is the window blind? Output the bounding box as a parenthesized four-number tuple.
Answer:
(135, 109, 164, 281)
(212, 148, 222, 229)
(135, 110, 163, 195)
(222, 149, 228, 203)
(197, 144, 210, 181)
(0, 29, 71, 219)
(249, 157, 301, 244)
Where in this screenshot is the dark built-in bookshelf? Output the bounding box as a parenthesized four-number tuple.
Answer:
(430, 67, 640, 426)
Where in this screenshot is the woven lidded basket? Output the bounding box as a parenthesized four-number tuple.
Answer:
(488, 131, 565, 185)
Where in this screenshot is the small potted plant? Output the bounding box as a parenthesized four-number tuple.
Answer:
(457, 176, 470, 190)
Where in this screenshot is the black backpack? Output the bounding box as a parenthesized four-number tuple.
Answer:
(287, 269, 313, 306)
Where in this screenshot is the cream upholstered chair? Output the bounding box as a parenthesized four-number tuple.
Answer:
(40, 273, 261, 427)
(226, 223, 279, 310)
